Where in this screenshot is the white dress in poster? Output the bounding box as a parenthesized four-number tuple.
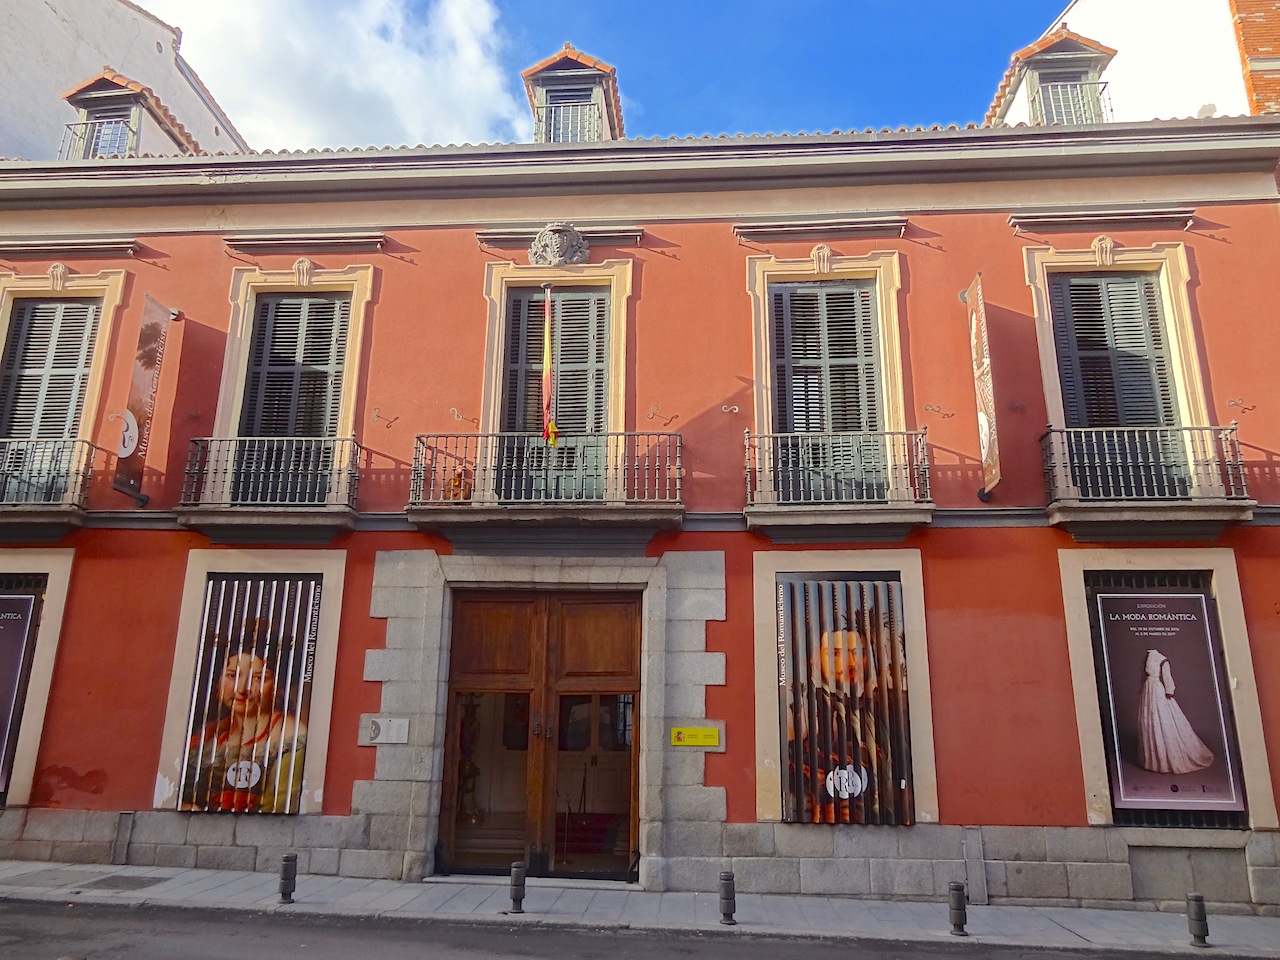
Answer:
(1138, 648, 1214, 775)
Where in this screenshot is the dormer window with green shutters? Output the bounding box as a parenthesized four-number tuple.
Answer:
(770, 281, 887, 502)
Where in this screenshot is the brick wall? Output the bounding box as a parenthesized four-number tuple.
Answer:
(1231, 0, 1280, 113)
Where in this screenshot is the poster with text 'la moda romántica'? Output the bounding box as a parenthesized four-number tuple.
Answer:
(1096, 593, 1244, 811)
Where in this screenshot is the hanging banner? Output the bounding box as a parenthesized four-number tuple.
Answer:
(1095, 593, 1244, 811)
(112, 293, 174, 501)
(0, 594, 37, 797)
(964, 274, 1001, 497)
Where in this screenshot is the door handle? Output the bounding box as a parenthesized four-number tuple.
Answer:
(532, 715, 541, 738)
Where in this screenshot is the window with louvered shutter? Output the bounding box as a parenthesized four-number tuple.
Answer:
(0, 299, 100, 440)
(239, 296, 350, 438)
(1049, 273, 1179, 429)
(502, 287, 609, 434)
(771, 282, 881, 434)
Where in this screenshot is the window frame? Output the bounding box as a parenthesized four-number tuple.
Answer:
(751, 549, 938, 824)
(747, 250, 905, 439)
(1024, 241, 1210, 433)
(154, 549, 347, 814)
(480, 259, 632, 435)
(1056, 547, 1277, 830)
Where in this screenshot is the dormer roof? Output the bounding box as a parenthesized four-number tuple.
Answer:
(62, 67, 202, 155)
(984, 27, 1118, 127)
(521, 43, 625, 139)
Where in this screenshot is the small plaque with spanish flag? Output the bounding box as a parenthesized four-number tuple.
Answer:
(670, 726, 720, 747)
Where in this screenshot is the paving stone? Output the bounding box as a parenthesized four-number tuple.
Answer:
(1005, 861, 1069, 899)
(774, 824, 834, 858)
(196, 846, 256, 871)
(869, 858, 935, 897)
(723, 823, 775, 857)
(799, 857, 871, 895)
(732, 856, 800, 894)
(340, 849, 403, 880)
(981, 825, 1047, 862)
(22, 808, 86, 842)
(1067, 862, 1133, 901)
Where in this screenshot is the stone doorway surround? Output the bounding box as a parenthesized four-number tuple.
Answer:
(359, 550, 727, 885)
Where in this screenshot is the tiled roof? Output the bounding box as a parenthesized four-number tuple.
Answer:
(521, 42, 625, 138)
(983, 27, 1118, 127)
(61, 67, 202, 155)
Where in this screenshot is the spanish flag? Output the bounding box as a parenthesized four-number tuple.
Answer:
(541, 284, 558, 446)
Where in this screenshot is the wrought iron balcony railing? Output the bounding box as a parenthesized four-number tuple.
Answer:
(180, 437, 361, 509)
(0, 438, 93, 507)
(58, 117, 138, 159)
(745, 430, 931, 507)
(1041, 425, 1248, 503)
(410, 433, 681, 506)
(1032, 81, 1112, 125)
(536, 102, 603, 142)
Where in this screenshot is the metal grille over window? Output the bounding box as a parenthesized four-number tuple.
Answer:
(777, 577, 914, 824)
(1084, 570, 1247, 830)
(0, 574, 46, 804)
(179, 574, 322, 814)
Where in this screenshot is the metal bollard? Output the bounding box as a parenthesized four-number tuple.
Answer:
(509, 861, 526, 914)
(948, 881, 968, 937)
(279, 853, 298, 904)
(1187, 892, 1209, 948)
(719, 870, 737, 925)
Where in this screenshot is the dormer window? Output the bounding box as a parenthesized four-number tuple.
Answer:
(522, 43, 625, 144)
(1031, 69, 1110, 126)
(59, 68, 202, 159)
(72, 105, 137, 159)
(985, 27, 1116, 128)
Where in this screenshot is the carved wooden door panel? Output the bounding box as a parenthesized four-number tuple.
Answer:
(441, 592, 639, 879)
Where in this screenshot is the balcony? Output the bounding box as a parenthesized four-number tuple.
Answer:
(1032, 81, 1112, 126)
(177, 437, 361, 542)
(536, 102, 603, 143)
(0, 439, 94, 540)
(1042, 425, 1254, 540)
(744, 430, 933, 541)
(408, 432, 683, 548)
(59, 117, 137, 159)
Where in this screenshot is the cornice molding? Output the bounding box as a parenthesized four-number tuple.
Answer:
(733, 215, 908, 241)
(0, 236, 139, 258)
(1008, 206, 1197, 233)
(476, 224, 643, 247)
(223, 231, 387, 253)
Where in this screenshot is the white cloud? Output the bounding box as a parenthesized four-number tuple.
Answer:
(136, 0, 533, 151)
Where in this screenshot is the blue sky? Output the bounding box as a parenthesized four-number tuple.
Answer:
(494, 1, 1072, 136)
(138, 0, 1072, 151)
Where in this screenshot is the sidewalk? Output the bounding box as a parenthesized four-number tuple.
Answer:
(1, 858, 1278, 956)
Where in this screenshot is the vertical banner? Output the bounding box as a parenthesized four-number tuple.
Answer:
(964, 274, 1001, 497)
(541, 283, 558, 446)
(777, 577, 914, 825)
(0, 594, 37, 797)
(1096, 593, 1244, 811)
(112, 293, 174, 500)
(179, 574, 321, 814)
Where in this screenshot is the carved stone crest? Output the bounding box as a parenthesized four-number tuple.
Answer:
(810, 243, 833, 274)
(293, 257, 315, 286)
(1091, 235, 1117, 267)
(529, 222, 589, 266)
(48, 262, 68, 291)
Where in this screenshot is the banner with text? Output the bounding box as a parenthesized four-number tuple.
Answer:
(112, 293, 174, 500)
(965, 274, 1001, 496)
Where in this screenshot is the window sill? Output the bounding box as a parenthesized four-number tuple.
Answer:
(0, 503, 87, 542)
(175, 504, 356, 544)
(1046, 498, 1255, 542)
(744, 502, 934, 543)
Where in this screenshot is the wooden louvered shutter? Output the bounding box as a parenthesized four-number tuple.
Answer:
(502, 287, 609, 433)
(772, 282, 881, 434)
(0, 299, 100, 440)
(1050, 273, 1179, 429)
(239, 296, 350, 438)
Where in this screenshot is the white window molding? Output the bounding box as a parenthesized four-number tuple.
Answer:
(746, 250, 906, 436)
(1057, 547, 1277, 829)
(751, 549, 938, 824)
(153, 549, 347, 814)
(212, 263, 375, 439)
(0, 267, 126, 446)
(0, 549, 74, 806)
(479, 259, 633, 434)
(1023, 240, 1210, 429)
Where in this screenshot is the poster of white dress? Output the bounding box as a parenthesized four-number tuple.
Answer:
(1096, 593, 1244, 811)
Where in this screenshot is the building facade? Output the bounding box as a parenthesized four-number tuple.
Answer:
(0, 44, 1277, 913)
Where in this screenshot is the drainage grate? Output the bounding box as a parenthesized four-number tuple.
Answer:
(83, 875, 165, 891)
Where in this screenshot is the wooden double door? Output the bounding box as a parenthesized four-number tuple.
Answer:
(439, 591, 640, 879)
